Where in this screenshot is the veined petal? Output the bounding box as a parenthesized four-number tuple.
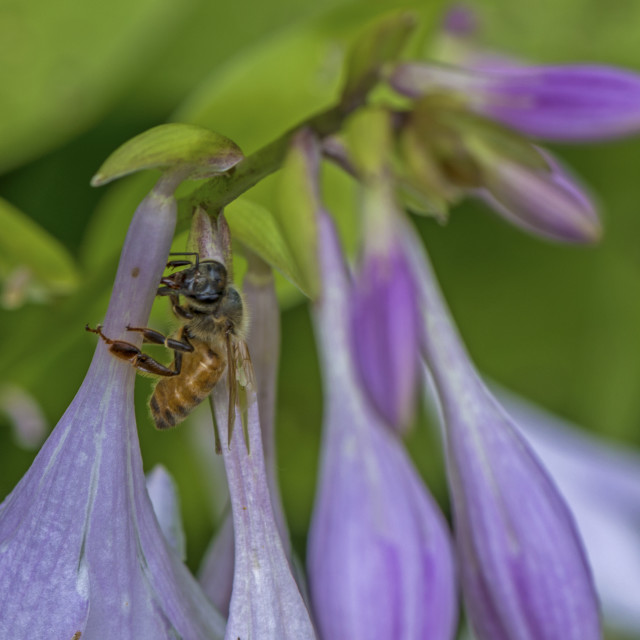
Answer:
(146, 465, 187, 561)
(477, 147, 601, 243)
(351, 240, 422, 430)
(211, 380, 316, 640)
(200, 256, 291, 618)
(404, 224, 602, 640)
(497, 392, 640, 636)
(308, 211, 457, 640)
(0, 178, 225, 639)
(391, 62, 640, 142)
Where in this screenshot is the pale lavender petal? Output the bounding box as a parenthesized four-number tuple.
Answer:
(405, 225, 602, 640)
(0, 177, 225, 639)
(199, 255, 290, 617)
(193, 211, 315, 640)
(211, 381, 316, 640)
(351, 241, 421, 431)
(391, 62, 640, 141)
(146, 465, 187, 561)
(243, 252, 289, 550)
(308, 211, 457, 640)
(497, 392, 640, 635)
(478, 148, 601, 243)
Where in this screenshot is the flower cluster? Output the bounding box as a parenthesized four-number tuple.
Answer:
(2, 5, 640, 640)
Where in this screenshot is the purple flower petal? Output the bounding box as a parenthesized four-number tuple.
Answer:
(308, 211, 457, 640)
(199, 255, 291, 617)
(351, 242, 422, 430)
(192, 210, 315, 640)
(146, 465, 187, 561)
(405, 225, 603, 640)
(391, 62, 640, 142)
(0, 178, 225, 639)
(211, 381, 316, 640)
(497, 391, 640, 636)
(477, 147, 601, 243)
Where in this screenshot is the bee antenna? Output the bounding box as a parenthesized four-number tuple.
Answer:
(168, 251, 201, 268)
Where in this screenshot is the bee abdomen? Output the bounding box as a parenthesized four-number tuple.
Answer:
(149, 346, 224, 430)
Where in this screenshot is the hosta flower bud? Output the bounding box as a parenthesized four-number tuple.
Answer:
(0, 177, 225, 639)
(405, 225, 603, 640)
(308, 211, 457, 640)
(477, 146, 601, 243)
(391, 61, 640, 142)
(499, 392, 640, 636)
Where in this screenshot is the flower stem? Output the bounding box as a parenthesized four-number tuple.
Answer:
(177, 103, 355, 219)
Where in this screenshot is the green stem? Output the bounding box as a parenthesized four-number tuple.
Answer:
(176, 103, 355, 220)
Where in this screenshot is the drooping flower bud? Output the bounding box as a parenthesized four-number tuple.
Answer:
(397, 95, 601, 243)
(391, 61, 640, 142)
(308, 211, 457, 640)
(476, 145, 601, 243)
(405, 224, 603, 640)
(0, 176, 225, 639)
(498, 391, 640, 637)
(193, 209, 316, 640)
(348, 108, 422, 432)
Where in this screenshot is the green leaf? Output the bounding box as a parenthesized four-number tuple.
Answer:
(225, 199, 307, 295)
(91, 123, 244, 186)
(341, 10, 418, 107)
(0, 0, 190, 173)
(275, 131, 321, 299)
(0, 198, 79, 308)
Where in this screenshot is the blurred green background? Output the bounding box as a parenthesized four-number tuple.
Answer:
(1, 0, 639, 638)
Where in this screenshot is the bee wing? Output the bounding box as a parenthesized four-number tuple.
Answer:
(226, 330, 237, 447)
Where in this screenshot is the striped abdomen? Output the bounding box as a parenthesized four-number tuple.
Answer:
(150, 339, 225, 429)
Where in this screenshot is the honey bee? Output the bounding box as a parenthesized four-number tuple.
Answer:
(87, 252, 250, 442)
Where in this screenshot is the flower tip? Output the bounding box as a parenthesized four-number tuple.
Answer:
(351, 246, 421, 433)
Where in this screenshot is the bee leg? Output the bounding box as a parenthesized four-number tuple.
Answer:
(125, 325, 194, 353)
(167, 294, 193, 320)
(85, 324, 180, 377)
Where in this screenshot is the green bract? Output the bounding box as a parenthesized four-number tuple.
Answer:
(275, 131, 321, 299)
(343, 107, 393, 178)
(91, 123, 244, 186)
(225, 199, 303, 296)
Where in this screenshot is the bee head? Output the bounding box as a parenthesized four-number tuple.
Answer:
(182, 260, 227, 303)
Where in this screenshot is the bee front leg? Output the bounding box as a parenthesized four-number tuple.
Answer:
(125, 325, 194, 353)
(85, 324, 180, 377)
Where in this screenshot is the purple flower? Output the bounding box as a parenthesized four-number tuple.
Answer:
(0, 177, 225, 639)
(351, 184, 422, 431)
(405, 225, 603, 640)
(476, 146, 601, 243)
(192, 209, 316, 640)
(391, 61, 640, 142)
(199, 253, 292, 617)
(498, 392, 640, 637)
(146, 465, 187, 561)
(308, 211, 457, 640)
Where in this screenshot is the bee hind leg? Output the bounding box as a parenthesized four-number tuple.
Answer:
(85, 324, 182, 377)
